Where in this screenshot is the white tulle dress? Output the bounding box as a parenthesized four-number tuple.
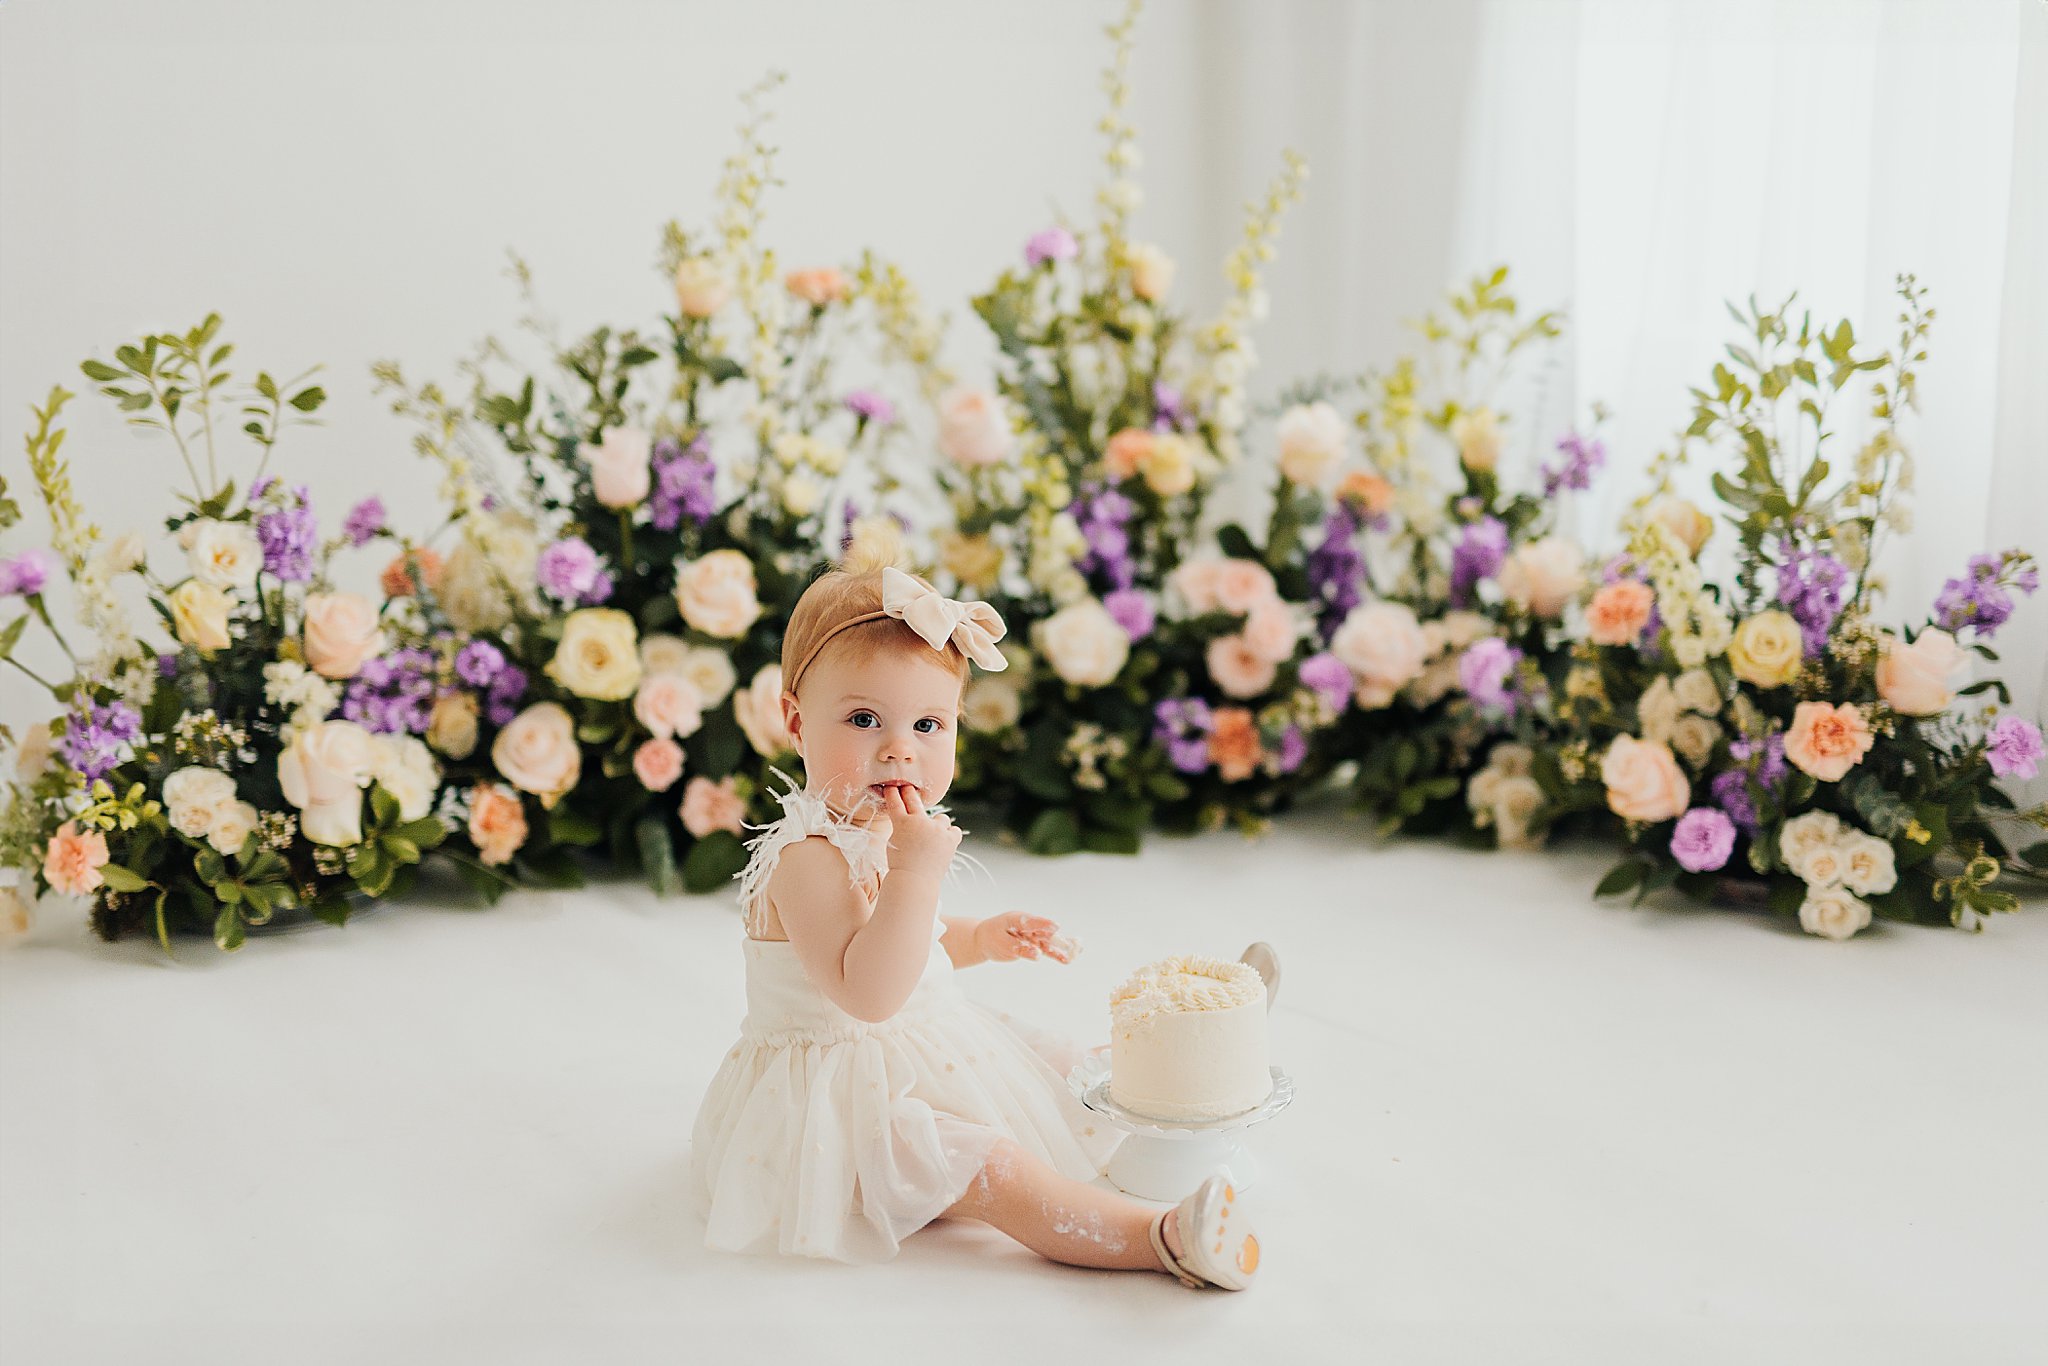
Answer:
(689, 784, 1124, 1264)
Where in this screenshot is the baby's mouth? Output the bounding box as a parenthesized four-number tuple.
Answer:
(868, 779, 919, 802)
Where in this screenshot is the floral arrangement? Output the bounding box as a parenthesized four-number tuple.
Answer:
(933, 0, 1308, 853)
(0, 318, 447, 951)
(1548, 277, 2047, 938)
(374, 77, 947, 896)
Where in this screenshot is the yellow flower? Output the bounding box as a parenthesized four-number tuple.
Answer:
(168, 580, 232, 653)
(1727, 610, 1803, 688)
(547, 608, 643, 701)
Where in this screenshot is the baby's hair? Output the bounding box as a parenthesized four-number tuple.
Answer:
(781, 540, 971, 697)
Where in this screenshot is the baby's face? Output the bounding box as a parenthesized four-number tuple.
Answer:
(782, 646, 962, 823)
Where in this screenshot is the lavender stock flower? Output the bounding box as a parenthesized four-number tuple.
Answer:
(651, 437, 717, 532)
(257, 485, 317, 583)
(1153, 697, 1215, 774)
(1458, 638, 1522, 713)
(1540, 431, 1607, 498)
(342, 497, 387, 547)
(1025, 226, 1079, 267)
(1450, 517, 1509, 608)
(60, 698, 142, 784)
(843, 390, 895, 426)
(1102, 588, 1155, 641)
(1774, 540, 1848, 656)
(1305, 505, 1366, 640)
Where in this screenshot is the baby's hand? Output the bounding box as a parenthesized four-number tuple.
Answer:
(883, 784, 961, 878)
(975, 912, 1079, 964)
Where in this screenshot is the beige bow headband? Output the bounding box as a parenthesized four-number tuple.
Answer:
(787, 566, 1009, 693)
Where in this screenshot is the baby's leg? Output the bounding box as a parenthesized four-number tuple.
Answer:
(939, 1138, 1179, 1275)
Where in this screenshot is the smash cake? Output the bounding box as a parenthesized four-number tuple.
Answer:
(1107, 954, 1272, 1122)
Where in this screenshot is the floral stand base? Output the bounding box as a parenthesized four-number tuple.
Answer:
(1066, 1055, 1294, 1202)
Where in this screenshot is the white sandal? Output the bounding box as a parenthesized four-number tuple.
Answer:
(1148, 1174, 1260, 1290)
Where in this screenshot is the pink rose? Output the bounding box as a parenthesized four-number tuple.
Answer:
(1330, 601, 1428, 709)
(277, 719, 375, 846)
(936, 388, 1014, 467)
(1241, 598, 1298, 663)
(585, 427, 652, 509)
(632, 738, 685, 792)
(467, 783, 529, 867)
(680, 775, 747, 839)
(1875, 629, 1967, 717)
(491, 702, 581, 809)
(734, 665, 794, 758)
(1212, 559, 1278, 616)
(1169, 559, 1227, 615)
(634, 672, 706, 741)
(42, 820, 110, 897)
(784, 267, 849, 306)
(1206, 633, 1278, 699)
(302, 592, 387, 680)
(1499, 537, 1586, 620)
(1600, 735, 1690, 823)
(1784, 701, 1874, 782)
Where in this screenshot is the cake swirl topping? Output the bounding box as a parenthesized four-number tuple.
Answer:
(1109, 954, 1264, 1025)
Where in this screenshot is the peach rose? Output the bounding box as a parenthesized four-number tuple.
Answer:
(1875, 629, 1968, 717)
(1648, 495, 1714, 558)
(380, 547, 445, 600)
(784, 267, 848, 306)
(303, 592, 387, 681)
(169, 580, 232, 653)
(1103, 427, 1154, 482)
(680, 775, 747, 839)
(672, 257, 731, 317)
(1600, 735, 1690, 824)
(1498, 537, 1585, 620)
(1140, 433, 1198, 498)
(1213, 559, 1279, 616)
(43, 821, 110, 897)
(1241, 598, 1298, 663)
(1784, 701, 1874, 782)
(1207, 633, 1278, 699)
(468, 783, 529, 867)
(1585, 580, 1655, 646)
(1169, 559, 1228, 615)
(277, 719, 376, 846)
(1207, 707, 1261, 782)
(937, 388, 1014, 467)
(491, 702, 581, 809)
(585, 427, 653, 510)
(1330, 601, 1428, 709)
(1337, 470, 1395, 519)
(1276, 402, 1346, 488)
(734, 665, 795, 758)
(633, 737, 685, 792)
(634, 672, 706, 741)
(673, 550, 763, 639)
(1035, 600, 1130, 687)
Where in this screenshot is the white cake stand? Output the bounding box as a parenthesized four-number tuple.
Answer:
(1065, 1054, 1295, 1202)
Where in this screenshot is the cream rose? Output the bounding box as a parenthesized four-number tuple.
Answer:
(491, 702, 581, 809)
(1648, 495, 1715, 558)
(1035, 599, 1131, 687)
(1141, 433, 1199, 498)
(426, 692, 480, 760)
(1778, 810, 1846, 880)
(163, 767, 238, 840)
(1276, 402, 1346, 488)
(1840, 833, 1898, 897)
(1875, 629, 1968, 717)
(673, 550, 763, 639)
(638, 633, 691, 677)
(937, 388, 1014, 467)
(673, 257, 731, 318)
(303, 592, 387, 681)
(1671, 714, 1721, 770)
(962, 676, 1023, 733)
(585, 427, 652, 509)
(634, 671, 706, 741)
(1600, 735, 1690, 824)
(1638, 676, 1682, 745)
(1499, 537, 1585, 620)
(1798, 886, 1871, 941)
(1127, 242, 1175, 301)
(1330, 601, 1427, 709)
(1728, 611, 1803, 689)
(1674, 668, 1723, 716)
(368, 733, 439, 822)
(547, 608, 643, 701)
(277, 719, 376, 847)
(184, 519, 262, 591)
(169, 580, 233, 653)
(1450, 408, 1502, 473)
(206, 800, 260, 856)
(1491, 775, 1545, 850)
(734, 665, 795, 758)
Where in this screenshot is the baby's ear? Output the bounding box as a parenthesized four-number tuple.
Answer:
(779, 691, 802, 743)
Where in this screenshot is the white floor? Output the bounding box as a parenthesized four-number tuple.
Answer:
(3, 798, 2045, 1365)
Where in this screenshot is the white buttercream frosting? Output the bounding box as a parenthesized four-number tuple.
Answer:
(1108, 953, 1271, 1122)
(1108, 954, 1264, 1027)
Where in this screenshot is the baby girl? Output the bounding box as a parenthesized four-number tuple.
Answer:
(689, 546, 1260, 1290)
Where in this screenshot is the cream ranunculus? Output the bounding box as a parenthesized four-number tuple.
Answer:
(1450, 408, 1502, 473)
(1276, 402, 1346, 488)
(1671, 714, 1721, 770)
(638, 633, 692, 677)
(1674, 668, 1723, 715)
(1875, 628, 1968, 717)
(937, 388, 1015, 468)
(673, 257, 731, 318)
(1840, 832, 1898, 897)
(163, 766, 238, 839)
(1778, 810, 1847, 881)
(491, 702, 581, 808)
(1034, 599, 1131, 687)
(585, 427, 653, 509)
(183, 519, 262, 591)
(277, 719, 376, 847)
(1329, 601, 1428, 709)
(303, 592, 387, 680)
(1648, 495, 1715, 558)
(169, 580, 233, 653)
(1798, 885, 1871, 941)
(733, 665, 795, 758)
(1638, 675, 1682, 745)
(207, 800, 260, 856)
(368, 732, 440, 822)
(1498, 537, 1585, 619)
(1727, 611, 1804, 688)
(426, 692, 480, 760)
(673, 550, 763, 639)
(1599, 735, 1690, 824)
(962, 676, 1023, 733)
(547, 607, 644, 701)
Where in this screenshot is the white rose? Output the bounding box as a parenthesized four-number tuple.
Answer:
(1840, 833, 1898, 897)
(1034, 599, 1131, 687)
(733, 665, 795, 758)
(277, 719, 376, 847)
(779, 472, 822, 519)
(584, 427, 653, 509)
(675, 645, 737, 710)
(1798, 886, 1872, 941)
(937, 388, 1014, 468)
(1450, 408, 1502, 473)
(639, 633, 692, 676)
(673, 256, 731, 317)
(1498, 537, 1586, 619)
(207, 800, 260, 856)
(962, 676, 1023, 733)
(1776, 811, 1843, 880)
(99, 531, 148, 575)
(1127, 242, 1175, 301)
(163, 766, 238, 839)
(1329, 601, 1428, 709)
(1276, 402, 1346, 488)
(185, 519, 262, 591)
(368, 733, 440, 822)
(1801, 843, 1847, 890)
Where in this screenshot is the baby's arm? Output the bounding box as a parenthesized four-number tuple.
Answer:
(772, 838, 944, 1023)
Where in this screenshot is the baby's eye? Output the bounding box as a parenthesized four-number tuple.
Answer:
(914, 717, 944, 734)
(849, 711, 879, 729)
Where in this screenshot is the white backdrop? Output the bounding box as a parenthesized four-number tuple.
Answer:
(4, 0, 2043, 744)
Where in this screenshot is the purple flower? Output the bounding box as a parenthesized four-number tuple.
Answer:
(343, 497, 387, 547)
(1298, 652, 1352, 713)
(1458, 638, 1521, 712)
(0, 548, 56, 597)
(1774, 541, 1848, 656)
(1274, 724, 1307, 775)
(257, 494, 318, 583)
(157, 652, 179, 679)
(1072, 483, 1138, 592)
(1934, 549, 2037, 639)
(650, 436, 718, 532)
(486, 665, 528, 727)
(1540, 431, 1607, 498)
(341, 647, 440, 735)
(1987, 715, 2044, 780)
(1305, 505, 1367, 639)
(1670, 807, 1737, 872)
(844, 390, 896, 426)
(1151, 382, 1189, 432)
(456, 639, 505, 688)
(59, 698, 142, 785)
(1153, 697, 1215, 774)
(1025, 227, 1079, 267)
(1102, 588, 1155, 641)
(1450, 517, 1509, 608)
(536, 537, 608, 606)
(1710, 770, 1760, 835)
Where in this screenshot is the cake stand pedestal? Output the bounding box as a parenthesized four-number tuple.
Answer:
(1065, 1055, 1295, 1203)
